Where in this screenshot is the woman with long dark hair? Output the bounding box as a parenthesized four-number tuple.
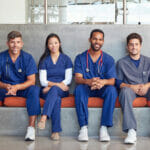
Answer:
(38, 33, 73, 140)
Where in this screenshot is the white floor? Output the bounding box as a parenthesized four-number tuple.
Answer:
(0, 136, 150, 150)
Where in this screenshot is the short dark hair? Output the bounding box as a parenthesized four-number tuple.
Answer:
(127, 33, 142, 45)
(7, 31, 22, 41)
(90, 29, 104, 39)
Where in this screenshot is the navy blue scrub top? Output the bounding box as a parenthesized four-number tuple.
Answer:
(39, 53, 73, 83)
(74, 50, 116, 79)
(0, 50, 38, 85)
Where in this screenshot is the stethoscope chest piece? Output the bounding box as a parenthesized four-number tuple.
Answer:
(86, 68, 89, 73)
(18, 69, 22, 73)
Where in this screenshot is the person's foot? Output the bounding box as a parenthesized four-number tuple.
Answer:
(78, 126, 88, 142)
(38, 120, 46, 130)
(51, 132, 60, 141)
(124, 129, 137, 144)
(99, 126, 110, 142)
(25, 126, 35, 141)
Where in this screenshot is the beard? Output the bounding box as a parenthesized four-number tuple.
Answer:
(91, 43, 102, 52)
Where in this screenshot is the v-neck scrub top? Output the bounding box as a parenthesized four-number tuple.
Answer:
(74, 50, 117, 79)
(116, 55, 150, 85)
(39, 53, 73, 84)
(0, 50, 37, 85)
(0, 50, 41, 116)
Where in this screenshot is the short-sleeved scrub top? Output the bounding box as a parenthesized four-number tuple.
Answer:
(39, 53, 73, 84)
(74, 50, 116, 79)
(0, 50, 37, 85)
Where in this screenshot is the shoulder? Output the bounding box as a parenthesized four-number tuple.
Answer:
(103, 51, 114, 60)
(0, 50, 8, 57)
(75, 50, 87, 60)
(21, 50, 34, 60)
(39, 55, 49, 65)
(117, 55, 129, 65)
(141, 55, 150, 62)
(102, 51, 115, 64)
(61, 53, 72, 61)
(0, 50, 8, 63)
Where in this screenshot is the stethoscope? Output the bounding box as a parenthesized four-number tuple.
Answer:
(5, 52, 24, 79)
(86, 49, 103, 75)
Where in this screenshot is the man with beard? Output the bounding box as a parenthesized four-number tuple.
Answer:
(116, 33, 150, 144)
(74, 29, 117, 142)
(0, 31, 41, 141)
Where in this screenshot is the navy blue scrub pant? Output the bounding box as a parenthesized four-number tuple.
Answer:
(74, 84, 117, 128)
(0, 85, 41, 116)
(40, 86, 68, 133)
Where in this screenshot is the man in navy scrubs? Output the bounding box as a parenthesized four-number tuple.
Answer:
(74, 29, 117, 142)
(0, 31, 41, 141)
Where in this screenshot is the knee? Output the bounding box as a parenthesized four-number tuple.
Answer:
(27, 85, 40, 95)
(120, 87, 133, 95)
(47, 86, 60, 95)
(119, 87, 135, 103)
(75, 84, 88, 94)
(105, 85, 117, 96)
(75, 84, 89, 104)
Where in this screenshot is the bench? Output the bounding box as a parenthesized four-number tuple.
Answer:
(0, 95, 150, 137)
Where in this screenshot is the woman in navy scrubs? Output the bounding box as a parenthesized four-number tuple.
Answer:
(38, 33, 73, 140)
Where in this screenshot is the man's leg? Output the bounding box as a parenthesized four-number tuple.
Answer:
(17, 85, 41, 141)
(119, 87, 137, 144)
(0, 89, 7, 101)
(74, 84, 90, 141)
(99, 85, 117, 141)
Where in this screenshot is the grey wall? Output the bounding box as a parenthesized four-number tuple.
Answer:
(0, 24, 150, 92)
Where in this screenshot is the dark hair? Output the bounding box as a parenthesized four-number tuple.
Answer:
(38, 33, 63, 67)
(7, 31, 22, 41)
(90, 29, 104, 39)
(127, 33, 142, 45)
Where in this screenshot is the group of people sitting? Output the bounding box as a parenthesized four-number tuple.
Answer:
(0, 29, 149, 145)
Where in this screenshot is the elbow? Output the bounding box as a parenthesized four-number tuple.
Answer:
(110, 78, 115, 85)
(31, 80, 36, 86)
(75, 77, 79, 84)
(40, 80, 48, 87)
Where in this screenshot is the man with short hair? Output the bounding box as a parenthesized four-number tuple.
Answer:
(116, 33, 150, 144)
(0, 31, 41, 141)
(74, 29, 117, 142)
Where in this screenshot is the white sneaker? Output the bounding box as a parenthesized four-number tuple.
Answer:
(124, 129, 137, 144)
(99, 126, 110, 142)
(25, 126, 35, 141)
(78, 126, 88, 142)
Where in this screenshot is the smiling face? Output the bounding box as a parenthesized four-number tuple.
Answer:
(47, 37, 60, 54)
(7, 37, 23, 55)
(89, 32, 104, 52)
(127, 38, 141, 57)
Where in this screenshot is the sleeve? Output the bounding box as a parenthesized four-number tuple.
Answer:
(65, 55, 73, 69)
(26, 55, 38, 76)
(39, 69, 48, 87)
(0, 56, 2, 77)
(116, 61, 124, 80)
(74, 55, 83, 74)
(115, 61, 124, 89)
(39, 59, 47, 70)
(62, 68, 72, 85)
(105, 57, 117, 79)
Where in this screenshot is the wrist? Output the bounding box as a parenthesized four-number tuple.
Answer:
(85, 79, 91, 86)
(14, 84, 19, 90)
